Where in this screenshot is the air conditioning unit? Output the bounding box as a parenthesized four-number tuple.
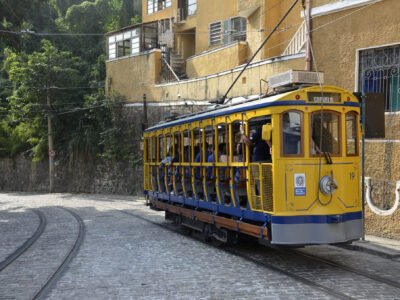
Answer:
(267, 70, 324, 89)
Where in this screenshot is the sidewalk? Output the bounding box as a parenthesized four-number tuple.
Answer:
(343, 235, 400, 259)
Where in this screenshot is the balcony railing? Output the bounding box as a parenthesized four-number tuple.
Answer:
(282, 21, 307, 56)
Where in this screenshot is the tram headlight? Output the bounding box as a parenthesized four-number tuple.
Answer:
(319, 176, 338, 195)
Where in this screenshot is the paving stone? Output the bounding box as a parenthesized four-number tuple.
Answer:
(0, 193, 399, 299)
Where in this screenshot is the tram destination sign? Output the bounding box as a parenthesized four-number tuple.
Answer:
(308, 92, 341, 103)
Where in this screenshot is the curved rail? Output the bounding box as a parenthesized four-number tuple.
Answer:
(365, 177, 400, 216)
(0, 209, 47, 272)
(32, 207, 86, 300)
(98, 203, 354, 299)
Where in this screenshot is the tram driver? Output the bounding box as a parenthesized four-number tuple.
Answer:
(240, 125, 271, 163)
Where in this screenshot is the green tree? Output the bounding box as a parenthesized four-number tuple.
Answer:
(3, 40, 86, 160)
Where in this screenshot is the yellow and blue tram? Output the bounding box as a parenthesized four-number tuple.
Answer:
(143, 85, 362, 245)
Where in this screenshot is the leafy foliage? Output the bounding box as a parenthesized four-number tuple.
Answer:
(0, 0, 140, 161)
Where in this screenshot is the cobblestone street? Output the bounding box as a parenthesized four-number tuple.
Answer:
(0, 193, 399, 300)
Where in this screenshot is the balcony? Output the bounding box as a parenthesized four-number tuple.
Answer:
(186, 41, 248, 78)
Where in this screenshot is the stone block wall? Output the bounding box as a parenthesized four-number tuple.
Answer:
(0, 104, 208, 195)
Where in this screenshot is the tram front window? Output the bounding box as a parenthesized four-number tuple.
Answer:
(282, 111, 303, 156)
(311, 111, 340, 155)
(346, 112, 358, 156)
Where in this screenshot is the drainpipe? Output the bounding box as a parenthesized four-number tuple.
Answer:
(305, 0, 312, 71)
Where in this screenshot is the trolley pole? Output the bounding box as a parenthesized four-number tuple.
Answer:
(47, 88, 55, 193)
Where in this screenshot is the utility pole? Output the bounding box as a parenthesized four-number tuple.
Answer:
(47, 87, 55, 193)
(305, 0, 313, 71)
(142, 93, 148, 131)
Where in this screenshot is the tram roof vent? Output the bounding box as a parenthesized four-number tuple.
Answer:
(267, 70, 324, 89)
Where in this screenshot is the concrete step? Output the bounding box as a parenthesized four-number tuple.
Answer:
(338, 235, 400, 259)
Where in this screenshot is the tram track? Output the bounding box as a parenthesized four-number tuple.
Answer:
(32, 207, 86, 300)
(0, 206, 86, 300)
(224, 246, 354, 300)
(0, 209, 47, 272)
(99, 204, 362, 299)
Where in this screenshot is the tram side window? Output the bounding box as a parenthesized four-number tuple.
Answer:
(151, 136, 157, 162)
(346, 112, 358, 155)
(183, 130, 191, 162)
(165, 134, 172, 158)
(311, 111, 340, 155)
(193, 128, 202, 162)
(217, 123, 229, 162)
(232, 121, 246, 162)
(144, 139, 149, 162)
(247, 116, 272, 163)
(205, 126, 214, 162)
(282, 111, 303, 156)
(174, 132, 181, 162)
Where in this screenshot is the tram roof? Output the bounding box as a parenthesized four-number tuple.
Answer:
(144, 85, 358, 133)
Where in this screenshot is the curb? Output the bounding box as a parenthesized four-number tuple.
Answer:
(338, 241, 400, 259)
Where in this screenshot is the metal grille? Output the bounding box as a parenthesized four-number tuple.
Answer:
(359, 45, 400, 112)
(249, 164, 262, 211)
(249, 164, 274, 212)
(261, 164, 273, 212)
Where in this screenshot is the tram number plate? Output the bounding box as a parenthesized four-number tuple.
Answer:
(294, 173, 306, 196)
(308, 92, 341, 103)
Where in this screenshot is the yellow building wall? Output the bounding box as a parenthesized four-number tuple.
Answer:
(311, 0, 400, 239)
(186, 42, 248, 78)
(106, 52, 304, 102)
(105, 50, 162, 102)
(263, 0, 303, 58)
(190, 0, 238, 54)
(140, 0, 304, 76)
(156, 55, 305, 101)
(312, 0, 400, 92)
(243, 1, 264, 62)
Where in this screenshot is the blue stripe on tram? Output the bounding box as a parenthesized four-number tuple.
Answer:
(147, 190, 361, 225)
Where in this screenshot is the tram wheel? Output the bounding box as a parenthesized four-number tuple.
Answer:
(180, 225, 193, 236)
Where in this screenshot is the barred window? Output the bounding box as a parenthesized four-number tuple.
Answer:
(223, 17, 246, 44)
(358, 45, 400, 112)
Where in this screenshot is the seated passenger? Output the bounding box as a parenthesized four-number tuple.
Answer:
(206, 145, 215, 180)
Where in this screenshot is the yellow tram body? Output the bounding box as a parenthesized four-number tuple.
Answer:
(143, 85, 362, 245)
